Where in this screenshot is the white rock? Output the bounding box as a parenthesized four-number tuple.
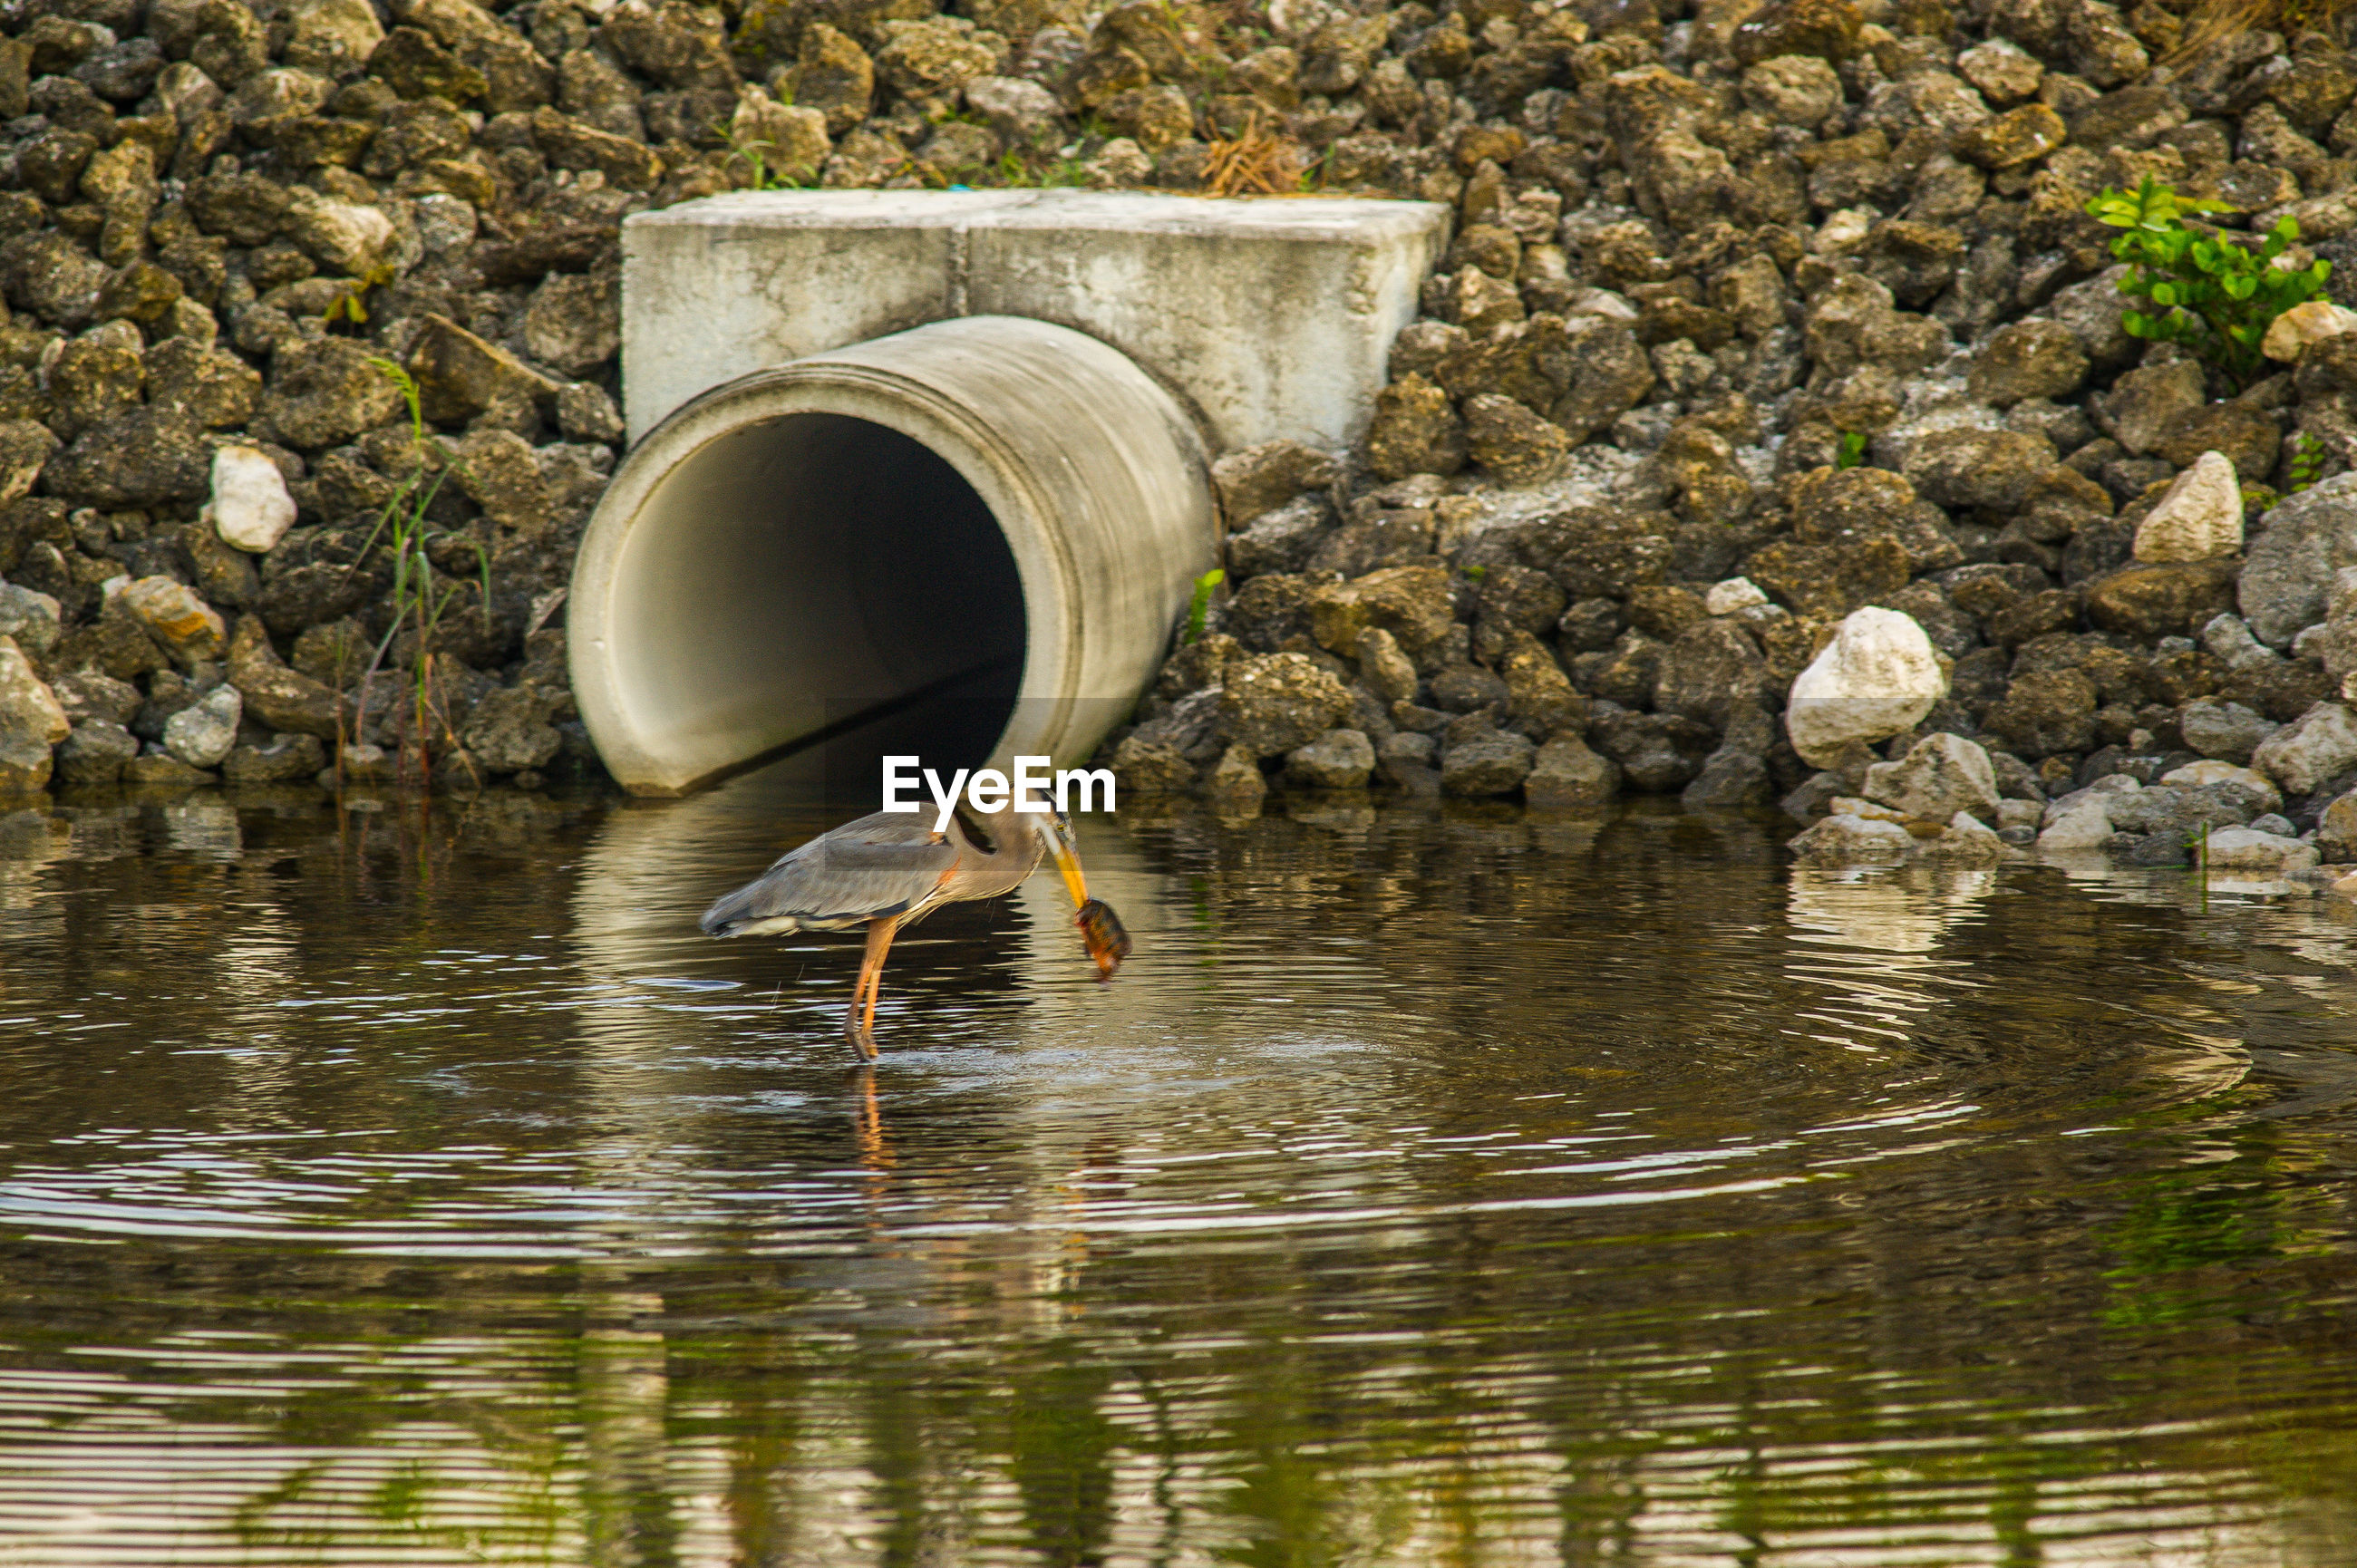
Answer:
(2262, 298, 2357, 363)
(1862, 731, 1999, 821)
(1789, 812, 1916, 862)
(163, 684, 241, 769)
(2203, 826, 2320, 873)
(208, 445, 297, 553)
(1920, 810, 2009, 863)
(1996, 797, 2042, 830)
(1564, 286, 1639, 323)
(2160, 760, 2284, 813)
(2251, 702, 2357, 795)
(2038, 800, 2118, 850)
(1705, 576, 1769, 615)
(1828, 795, 1910, 821)
(1783, 607, 1948, 768)
(2133, 451, 2243, 562)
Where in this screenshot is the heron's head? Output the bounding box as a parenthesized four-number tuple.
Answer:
(1043, 808, 1089, 908)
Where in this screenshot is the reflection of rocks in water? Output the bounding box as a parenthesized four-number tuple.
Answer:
(1787, 865, 1996, 956)
(162, 797, 242, 860)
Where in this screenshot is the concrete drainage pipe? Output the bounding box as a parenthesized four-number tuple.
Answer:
(568, 315, 1217, 796)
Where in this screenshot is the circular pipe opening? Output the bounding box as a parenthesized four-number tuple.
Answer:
(571, 316, 1217, 797)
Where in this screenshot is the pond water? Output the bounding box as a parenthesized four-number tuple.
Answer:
(4, 765, 2357, 1566)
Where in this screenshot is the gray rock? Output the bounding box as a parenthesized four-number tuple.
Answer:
(1353, 627, 1419, 705)
(0, 582, 63, 660)
(1203, 742, 1267, 814)
(221, 730, 327, 783)
(1789, 812, 1916, 863)
(2044, 265, 2139, 368)
(1109, 733, 1194, 795)
(2241, 475, 2357, 647)
(1220, 652, 1354, 759)
(163, 684, 241, 769)
(41, 409, 210, 509)
(258, 336, 408, 450)
(1464, 393, 1571, 488)
(2202, 825, 2319, 874)
(1212, 440, 1338, 529)
(1683, 749, 1770, 806)
(521, 271, 621, 379)
(1967, 319, 2090, 405)
(1282, 727, 1375, 789)
(1919, 810, 2012, 863)
(2105, 783, 2251, 835)
(1226, 494, 1332, 579)
(1862, 732, 2001, 821)
(1592, 707, 1713, 792)
(0, 634, 66, 791)
(2316, 789, 2357, 859)
(459, 683, 563, 773)
(1899, 427, 2058, 512)
(1525, 732, 1621, 807)
(1439, 721, 1536, 797)
(1654, 618, 1770, 729)
(2098, 359, 2207, 456)
(2252, 702, 2357, 795)
(51, 671, 141, 728)
(227, 615, 344, 740)
(54, 719, 138, 783)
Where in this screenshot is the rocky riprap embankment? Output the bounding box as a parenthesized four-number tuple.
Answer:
(4, 0, 2357, 849)
(1081, 0, 2357, 887)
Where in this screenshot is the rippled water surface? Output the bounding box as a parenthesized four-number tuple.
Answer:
(6, 767, 2357, 1565)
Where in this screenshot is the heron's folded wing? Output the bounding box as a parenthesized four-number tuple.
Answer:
(735, 826, 958, 924)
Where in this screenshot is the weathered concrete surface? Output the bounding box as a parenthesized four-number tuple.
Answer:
(621, 190, 1449, 451)
(575, 315, 1216, 795)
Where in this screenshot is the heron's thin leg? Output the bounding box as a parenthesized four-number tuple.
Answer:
(847, 915, 900, 1060)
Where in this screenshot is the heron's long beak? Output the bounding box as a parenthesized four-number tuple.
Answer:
(1045, 815, 1089, 908)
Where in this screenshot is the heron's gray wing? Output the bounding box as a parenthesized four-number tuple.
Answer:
(701, 811, 959, 934)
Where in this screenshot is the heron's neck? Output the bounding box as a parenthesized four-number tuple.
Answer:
(977, 808, 1045, 857)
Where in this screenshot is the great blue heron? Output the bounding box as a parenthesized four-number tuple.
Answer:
(700, 806, 1129, 1058)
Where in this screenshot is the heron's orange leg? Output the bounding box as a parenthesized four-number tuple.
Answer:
(846, 915, 901, 1060)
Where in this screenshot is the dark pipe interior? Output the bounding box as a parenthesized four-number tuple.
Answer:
(625, 411, 1027, 805)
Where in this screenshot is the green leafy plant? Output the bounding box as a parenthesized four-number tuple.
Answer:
(1182, 566, 1225, 645)
(1834, 430, 1868, 469)
(321, 264, 395, 329)
(342, 358, 491, 787)
(993, 149, 1090, 188)
(2290, 431, 2327, 492)
(2086, 176, 2333, 392)
(714, 121, 811, 190)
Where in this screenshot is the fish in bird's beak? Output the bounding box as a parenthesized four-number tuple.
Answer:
(1044, 812, 1131, 978)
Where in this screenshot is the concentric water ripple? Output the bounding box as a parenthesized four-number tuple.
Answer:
(2, 774, 2356, 1564)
